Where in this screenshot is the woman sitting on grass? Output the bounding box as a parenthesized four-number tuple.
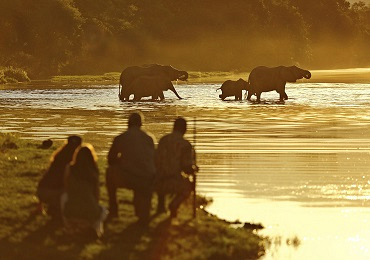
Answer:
(62, 144, 107, 238)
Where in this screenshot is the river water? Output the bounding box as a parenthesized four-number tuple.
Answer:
(0, 81, 369, 259)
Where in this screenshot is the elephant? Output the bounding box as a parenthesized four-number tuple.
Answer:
(122, 76, 178, 101)
(216, 78, 250, 100)
(247, 65, 311, 102)
(119, 64, 188, 101)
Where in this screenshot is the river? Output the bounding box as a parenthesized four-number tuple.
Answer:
(0, 80, 369, 259)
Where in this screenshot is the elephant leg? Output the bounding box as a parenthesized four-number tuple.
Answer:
(236, 91, 242, 100)
(256, 92, 262, 103)
(133, 94, 142, 101)
(279, 92, 288, 101)
(247, 92, 253, 101)
(158, 91, 165, 100)
(119, 91, 125, 101)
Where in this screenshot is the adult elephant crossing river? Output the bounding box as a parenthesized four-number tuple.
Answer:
(247, 65, 311, 102)
(118, 64, 188, 101)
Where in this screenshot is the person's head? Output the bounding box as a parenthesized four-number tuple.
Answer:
(67, 135, 82, 148)
(50, 135, 82, 163)
(71, 143, 98, 178)
(73, 144, 97, 165)
(128, 112, 143, 128)
(173, 117, 187, 135)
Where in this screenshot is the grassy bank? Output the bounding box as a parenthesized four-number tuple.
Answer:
(51, 72, 119, 85)
(0, 133, 265, 259)
(47, 68, 370, 85)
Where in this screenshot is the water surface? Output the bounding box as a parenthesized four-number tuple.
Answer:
(1, 82, 369, 259)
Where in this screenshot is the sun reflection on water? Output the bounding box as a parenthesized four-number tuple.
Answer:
(0, 82, 370, 259)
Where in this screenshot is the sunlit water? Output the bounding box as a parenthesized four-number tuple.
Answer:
(1, 82, 370, 259)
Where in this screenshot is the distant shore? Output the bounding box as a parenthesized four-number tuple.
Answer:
(1, 68, 369, 90)
(49, 68, 370, 85)
(188, 68, 370, 84)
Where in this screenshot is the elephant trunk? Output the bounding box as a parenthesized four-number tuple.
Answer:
(170, 85, 183, 99)
(304, 71, 311, 79)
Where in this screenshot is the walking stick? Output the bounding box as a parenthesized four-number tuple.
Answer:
(192, 117, 197, 219)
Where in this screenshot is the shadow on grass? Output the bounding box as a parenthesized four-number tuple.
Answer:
(97, 216, 173, 260)
(144, 217, 172, 259)
(0, 196, 174, 259)
(0, 212, 101, 259)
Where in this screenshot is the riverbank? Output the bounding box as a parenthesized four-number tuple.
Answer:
(46, 68, 370, 85)
(0, 133, 265, 259)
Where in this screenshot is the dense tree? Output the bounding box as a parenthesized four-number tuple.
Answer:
(0, 0, 369, 77)
(0, 0, 84, 77)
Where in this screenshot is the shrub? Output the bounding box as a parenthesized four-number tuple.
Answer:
(0, 67, 31, 83)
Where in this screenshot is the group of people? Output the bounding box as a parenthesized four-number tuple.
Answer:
(36, 112, 198, 237)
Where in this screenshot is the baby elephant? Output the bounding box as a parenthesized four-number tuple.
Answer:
(216, 78, 250, 100)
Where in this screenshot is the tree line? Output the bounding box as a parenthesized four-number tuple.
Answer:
(0, 0, 369, 78)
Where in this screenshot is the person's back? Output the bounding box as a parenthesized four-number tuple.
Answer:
(156, 131, 193, 185)
(37, 135, 82, 219)
(62, 144, 107, 237)
(42, 146, 77, 189)
(108, 126, 156, 188)
(155, 117, 197, 217)
(106, 112, 156, 225)
(63, 146, 100, 221)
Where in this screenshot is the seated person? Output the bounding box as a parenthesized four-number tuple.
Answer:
(37, 135, 82, 219)
(62, 144, 107, 238)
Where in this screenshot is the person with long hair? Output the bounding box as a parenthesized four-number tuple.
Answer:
(62, 144, 107, 237)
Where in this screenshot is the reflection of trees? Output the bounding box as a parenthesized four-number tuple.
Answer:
(0, 0, 369, 77)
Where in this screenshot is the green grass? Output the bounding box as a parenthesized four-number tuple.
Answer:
(0, 133, 265, 259)
(51, 72, 120, 84)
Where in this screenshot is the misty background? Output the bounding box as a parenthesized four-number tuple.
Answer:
(0, 0, 369, 78)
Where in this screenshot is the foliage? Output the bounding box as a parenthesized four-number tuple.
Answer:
(0, 133, 265, 259)
(0, 67, 31, 83)
(0, 0, 369, 77)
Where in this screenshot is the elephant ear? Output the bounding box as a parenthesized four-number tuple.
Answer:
(281, 67, 298, 83)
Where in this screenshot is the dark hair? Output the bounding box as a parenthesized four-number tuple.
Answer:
(44, 136, 82, 188)
(128, 112, 143, 127)
(173, 117, 187, 134)
(70, 144, 99, 183)
(67, 135, 82, 146)
(50, 135, 82, 163)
